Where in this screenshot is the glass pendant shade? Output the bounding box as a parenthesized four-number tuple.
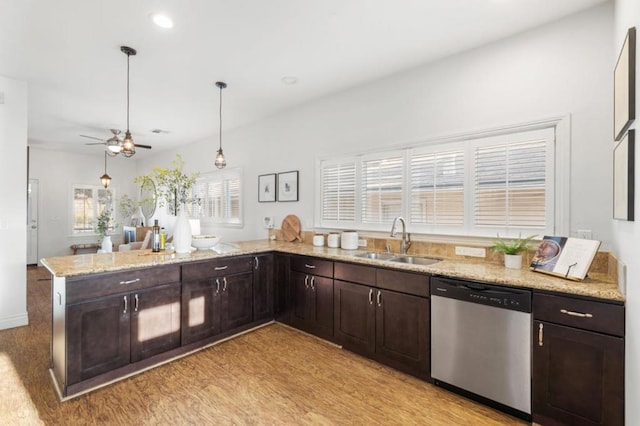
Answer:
(107, 136, 122, 154)
(100, 173, 112, 188)
(215, 148, 226, 169)
(122, 131, 135, 157)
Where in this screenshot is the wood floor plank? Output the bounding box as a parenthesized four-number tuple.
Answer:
(0, 267, 527, 425)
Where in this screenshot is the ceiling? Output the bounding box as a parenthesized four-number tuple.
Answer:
(1, 0, 608, 157)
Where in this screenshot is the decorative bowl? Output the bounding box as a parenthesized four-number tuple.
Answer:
(191, 235, 221, 250)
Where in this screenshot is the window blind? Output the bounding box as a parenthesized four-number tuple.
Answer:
(474, 139, 547, 228)
(321, 161, 356, 222)
(410, 150, 465, 226)
(361, 156, 403, 224)
(193, 170, 242, 225)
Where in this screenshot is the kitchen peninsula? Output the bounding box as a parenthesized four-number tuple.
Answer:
(43, 239, 625, 424)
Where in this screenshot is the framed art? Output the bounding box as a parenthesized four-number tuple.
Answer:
(258, 173, 276, 202)
(614, 27, 636, 141)
(277, 170, 299, 202)
(613, 130, 635, 221)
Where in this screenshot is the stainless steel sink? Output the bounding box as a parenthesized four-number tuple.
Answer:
(353, 252, 396, 261)
(389, 255, 441, 266)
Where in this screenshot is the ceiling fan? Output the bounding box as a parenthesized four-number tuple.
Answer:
(81, 129, 152, 156)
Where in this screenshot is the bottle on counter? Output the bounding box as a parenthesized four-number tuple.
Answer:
(160, 227, 166, 251)
(152, 220, 161, 252)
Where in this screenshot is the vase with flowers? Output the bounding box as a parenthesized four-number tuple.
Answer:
(135, 154, 200, 253)
(96, 207, 115, 253)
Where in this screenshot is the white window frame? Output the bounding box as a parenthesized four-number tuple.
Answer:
(191, 168, 243, 228)
(315, 116, 570, 239)
(70, 184, 116, 236)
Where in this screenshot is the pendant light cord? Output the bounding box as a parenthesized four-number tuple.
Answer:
(126, 53, 130, 131)
(219, 84, 223, 151)
(104, 151, 107, 173)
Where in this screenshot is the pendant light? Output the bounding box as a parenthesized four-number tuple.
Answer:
(100, 151, 112, 188)
(214, 81, 227, 169)
(121, 46, 137, 158)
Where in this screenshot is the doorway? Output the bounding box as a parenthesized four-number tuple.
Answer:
(27, 178, 38, 265)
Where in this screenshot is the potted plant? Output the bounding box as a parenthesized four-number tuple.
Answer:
(134, 154, 200, 253)
(493, 233, 536, 269)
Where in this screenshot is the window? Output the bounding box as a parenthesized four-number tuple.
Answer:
(191, 169, 242, 227)
(72, 185, 115, 234)
(317, 125, 557, 237)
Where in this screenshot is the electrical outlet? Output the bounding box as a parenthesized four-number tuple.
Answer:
(455, 246, 486, 258)
(576, 229, 592, 239)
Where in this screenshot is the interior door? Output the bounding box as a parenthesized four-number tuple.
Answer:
(27, 178, 38, 264)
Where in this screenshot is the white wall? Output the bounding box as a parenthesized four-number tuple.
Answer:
(613, 0, 639, 423)
(137, 4, 613, 248)
(0, 75, 28, 330)
(29, 148, 140, 259)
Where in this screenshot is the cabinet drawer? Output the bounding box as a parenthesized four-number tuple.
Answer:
(376, 269, 429, 297)
(290, 256, 333, 278)
(182, 256, 253, 281)
(533, 293, 624, 337)
(334, 262, 376, 286)
(67, 265, 180, 303)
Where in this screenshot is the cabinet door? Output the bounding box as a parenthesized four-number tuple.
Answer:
(182, 279, 221, 345)
(274, 254, 290, 322)
(67, 294, 131, 384)
(289, 270, 309, 330)
(334, 280, 375, 355)
(253, 254, 274, 322)
(375, 289, 430, 379)
(221, 271, 254, 332)
(131, 283, 182, 363)
(309, 275, 334, 340)
(533, 321, 624, 426)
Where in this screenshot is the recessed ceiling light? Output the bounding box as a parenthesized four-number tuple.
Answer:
(281, 76, 298, 85)
(151, 13, 174, 29)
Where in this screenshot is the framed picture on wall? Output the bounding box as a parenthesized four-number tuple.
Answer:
(614, 27, 636, 141)
(258, 173, 276, 202)
(277, 171, 299, 202)
(613, 130, 635, 221)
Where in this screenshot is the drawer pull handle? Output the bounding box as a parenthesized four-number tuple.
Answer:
(214, 266, 228, 271)
(134, 294, 139, 312)
(304, 275, 309, 289)
(123, 296, 128, 314)
(254, 257, 259, 270)
(57, 292, 62, 305)
(119, 278, 140, 285)
(538, 323, 543, 346)
(215, 278, 221, 294)
(304, 263, 316, 269)
(368, 289, 373, 305)
(310, 276, 315, 291)
(376, 291, 382, 307)
(222, 277, 227, 292)
(560, 309, 593, 318)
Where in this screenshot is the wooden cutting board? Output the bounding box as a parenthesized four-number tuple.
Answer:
(281, 214, 302, 242)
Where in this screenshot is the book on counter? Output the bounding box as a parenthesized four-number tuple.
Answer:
(530, 236, 601, 281)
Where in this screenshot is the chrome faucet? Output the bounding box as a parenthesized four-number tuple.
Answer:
(390, 216, 411, 254)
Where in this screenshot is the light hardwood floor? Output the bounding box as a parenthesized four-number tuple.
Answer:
(0, 267, 527, 425)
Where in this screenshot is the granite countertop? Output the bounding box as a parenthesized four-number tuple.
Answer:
(41, 239, 624, 302)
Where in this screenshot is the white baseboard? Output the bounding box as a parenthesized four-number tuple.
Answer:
(0, 312, 29, 330)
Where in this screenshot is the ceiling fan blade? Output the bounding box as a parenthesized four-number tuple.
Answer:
(134, 144, 152, 149)
(84, 142, 106, 146)
(80, 134, 107, 142)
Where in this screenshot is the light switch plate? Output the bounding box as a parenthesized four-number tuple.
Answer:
(618, 261, 627, 296)
(455, 246, 486, 258)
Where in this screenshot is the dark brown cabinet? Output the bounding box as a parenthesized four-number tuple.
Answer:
(533, 293, 625, 426)
(289, 256, 334, 340)
(66, 282, 181, 385)
(334, 263, 430, 380)
(253, 254, 274, 322)
(274, 253, 290, 322)
(182, 256, 254, 345)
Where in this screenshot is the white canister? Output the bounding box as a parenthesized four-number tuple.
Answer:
(327, 232, 341, 248)
(313, 234, 325, 247)
(341, 230, 359, 250)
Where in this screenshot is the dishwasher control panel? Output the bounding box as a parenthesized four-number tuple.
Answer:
(431, 276, 531, 313)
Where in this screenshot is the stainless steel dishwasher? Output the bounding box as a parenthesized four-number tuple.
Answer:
(430, 276, 532, 420)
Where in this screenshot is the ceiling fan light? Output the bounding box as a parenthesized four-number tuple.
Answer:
(215, 149, 226, 169)
(122, 131, 135, 157)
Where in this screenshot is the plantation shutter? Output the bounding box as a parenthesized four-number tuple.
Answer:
(320, 160, 356, 222)
(474, 137, 548, 229)
(361, 156, 403, 223)
(193, 170, 242, 225)
(409, 149, 465, 226)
